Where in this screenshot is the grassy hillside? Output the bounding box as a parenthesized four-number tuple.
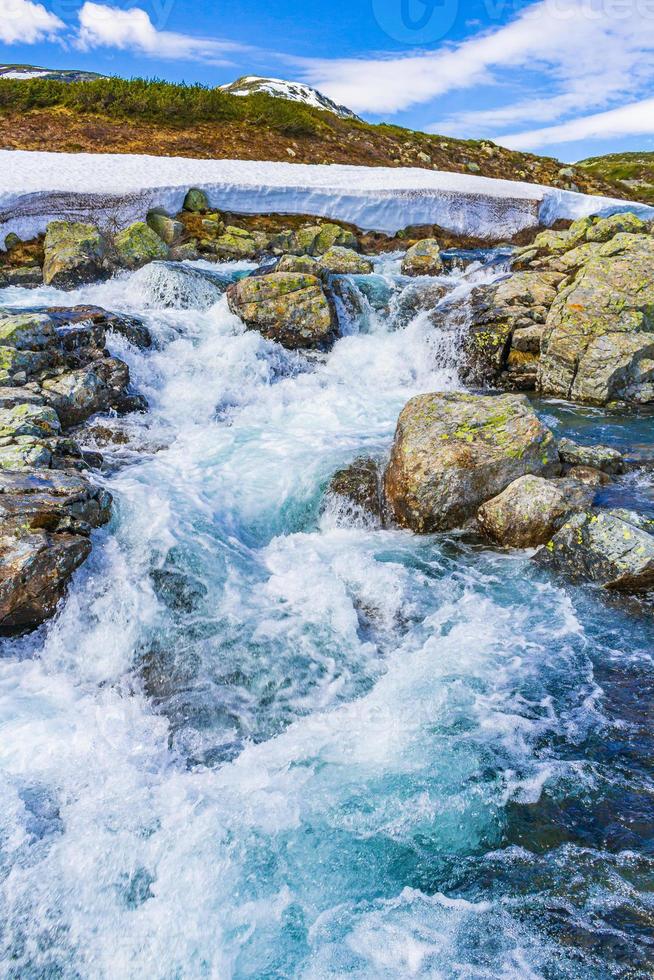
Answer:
(577, 151, 654, 204)
(0, 76, 641, 201)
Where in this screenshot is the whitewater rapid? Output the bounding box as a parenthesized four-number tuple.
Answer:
(0, 255, 652, 978)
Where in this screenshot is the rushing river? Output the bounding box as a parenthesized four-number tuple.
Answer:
(0, 253, 652, 979)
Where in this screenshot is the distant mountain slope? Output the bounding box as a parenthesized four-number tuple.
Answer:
(577, 151, 654, 204)
(220, 75, 361, 121)
(0, 64, 104, 83)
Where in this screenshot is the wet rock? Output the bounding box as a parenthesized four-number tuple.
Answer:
(0, 470, 111, 632)
(383, 392, 558, 532)
(392, 280, 448, 327)
(327, 457, 384, 523)
(538, 234, 654, 405)
(40, 358, 134, 427)
(227, 272, 336, 350)
(534, 509, 654, 592)
(401, 239, 443, 277)
(565, 465, 611, 487)
(132, 262, 229, 311)
(151, 567, 208, 613)
(0, 530, 91, 632)
(43, 221, 111, 289)
(40, 306, 152, 350)
(114, 222, 169, 270)
(0, 439, 52, 470)
(0, 403, 60, 440)
(558, 437, 624, 474)
(0, 469, 111, 534)
(183, 188, 209, 212)
(477, 474, 594, 548)
(317, 247, 373, 275)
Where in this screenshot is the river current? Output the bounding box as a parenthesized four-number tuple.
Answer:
(0, 252, 652, 979)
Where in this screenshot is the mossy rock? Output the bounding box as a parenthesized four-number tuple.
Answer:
(146, 211, 184, 246)
(183, 188, 209, 212)
(43, 221, 110, 289)
(318, 247, 373, 275)
(227, 272, 336, 350)
(114, 222, 169, 269)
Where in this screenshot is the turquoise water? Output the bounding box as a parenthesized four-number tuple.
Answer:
(0, 254, 652, 978)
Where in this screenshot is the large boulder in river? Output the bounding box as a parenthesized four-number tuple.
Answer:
(227, 272, 336, 349)
(40, 359, 137, 427)
(43, 221, 111, 288)
(477, 474, 593, 548)
(538, 234, 654, 404)
(534, 509, 654, 592)
(401, 239, 443, 277)
(383, 392, 558, 532)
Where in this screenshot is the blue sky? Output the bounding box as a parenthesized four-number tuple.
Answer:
(2, 0, 654, 162)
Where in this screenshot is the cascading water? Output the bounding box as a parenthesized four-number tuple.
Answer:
(0, 253, 652, 979)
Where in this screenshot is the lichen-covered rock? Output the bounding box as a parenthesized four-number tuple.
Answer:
(534, 509, 654, 592)
(558, 437, 624, 474)
(146, 211, 184, 246)
(326, 457, 384, 524)
(0, 439, 52, 470)
(114, 222, 169, 270)
(212, 227, 261, 260)
(477, 474, 593, 548)
(401, 239, 443, 277)
(183, 188, 209, 212)
(0, 403, 60, 440)
(318, 247, 373, 275)
(227, 273, 336, 349)
(462, 272, 562, 388)
(313, 223, 358, 254)
(276, 254, 318, 274)
(586, 212, 647, 243)
(538, 234, 654, 404)
(43, 221, 110, 288)
(383, 392, 558, 532)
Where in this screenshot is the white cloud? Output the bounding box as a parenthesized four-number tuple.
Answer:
(298, 0, 654, 134)
(0, 0, 63, 44)
(497, 97, 654, 150)
(76, 2, 246, 63)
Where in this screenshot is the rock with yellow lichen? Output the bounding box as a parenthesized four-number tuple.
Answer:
(534, 509, 654, 592)
(383, 391, 559, 532)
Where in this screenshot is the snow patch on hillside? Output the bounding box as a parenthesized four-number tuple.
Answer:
(0, 150, 652, 247)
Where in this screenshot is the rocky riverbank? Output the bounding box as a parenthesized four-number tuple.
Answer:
(0, 189, 652, 633)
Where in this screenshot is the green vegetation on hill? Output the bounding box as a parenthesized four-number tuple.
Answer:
(0, 76, 325, 138)
(577, 151, 654, 204)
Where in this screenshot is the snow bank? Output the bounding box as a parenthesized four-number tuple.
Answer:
(1, 150, 652, 246)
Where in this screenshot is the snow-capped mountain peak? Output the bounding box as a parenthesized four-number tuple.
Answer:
(219, 76, 361, 121)
(0, 64, 104, 82)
